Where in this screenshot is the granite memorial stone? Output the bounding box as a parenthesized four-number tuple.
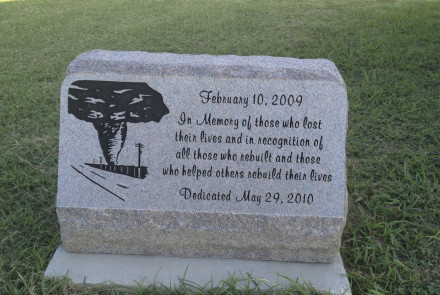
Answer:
(55, 50, 348, 264)
(45, 50, 351, 293)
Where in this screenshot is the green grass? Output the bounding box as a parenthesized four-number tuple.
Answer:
(0, 0, 439, 294)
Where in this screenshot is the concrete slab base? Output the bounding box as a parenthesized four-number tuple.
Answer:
(45, 246, 351, 294)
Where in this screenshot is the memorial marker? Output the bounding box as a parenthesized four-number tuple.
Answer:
(46, 50, 350, 294)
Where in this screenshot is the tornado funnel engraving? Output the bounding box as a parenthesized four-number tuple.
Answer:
(67, 80, 169, 179)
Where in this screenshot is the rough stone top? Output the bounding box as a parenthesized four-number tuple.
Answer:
(66, 50, 345, 83)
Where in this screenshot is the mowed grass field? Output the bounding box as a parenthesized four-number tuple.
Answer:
(0, 0, 439, 294)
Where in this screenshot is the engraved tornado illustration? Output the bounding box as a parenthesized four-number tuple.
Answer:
(68, 80, 169, 182)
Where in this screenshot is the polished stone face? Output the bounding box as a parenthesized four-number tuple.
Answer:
(57, 50, 348, 263)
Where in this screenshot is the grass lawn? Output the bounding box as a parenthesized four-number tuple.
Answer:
(0, 0, 439, 294)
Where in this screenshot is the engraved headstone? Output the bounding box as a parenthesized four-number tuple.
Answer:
(55, 50, 348, 264)
(46, 50, 351, 293)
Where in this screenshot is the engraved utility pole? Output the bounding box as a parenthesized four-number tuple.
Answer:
(135, 143, 144, 167)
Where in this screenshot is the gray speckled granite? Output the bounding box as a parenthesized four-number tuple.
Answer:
(57, 50, 348, 263)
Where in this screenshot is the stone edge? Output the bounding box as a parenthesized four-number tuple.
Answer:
(44, 245, 351, 295)
(65, 50, 346, 84)
(57, 206, 345, 263)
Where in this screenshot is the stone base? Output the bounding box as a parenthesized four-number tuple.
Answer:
(45, 246, 351, 294)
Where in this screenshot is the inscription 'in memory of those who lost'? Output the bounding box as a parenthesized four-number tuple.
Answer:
(162, 90, 332, 207)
